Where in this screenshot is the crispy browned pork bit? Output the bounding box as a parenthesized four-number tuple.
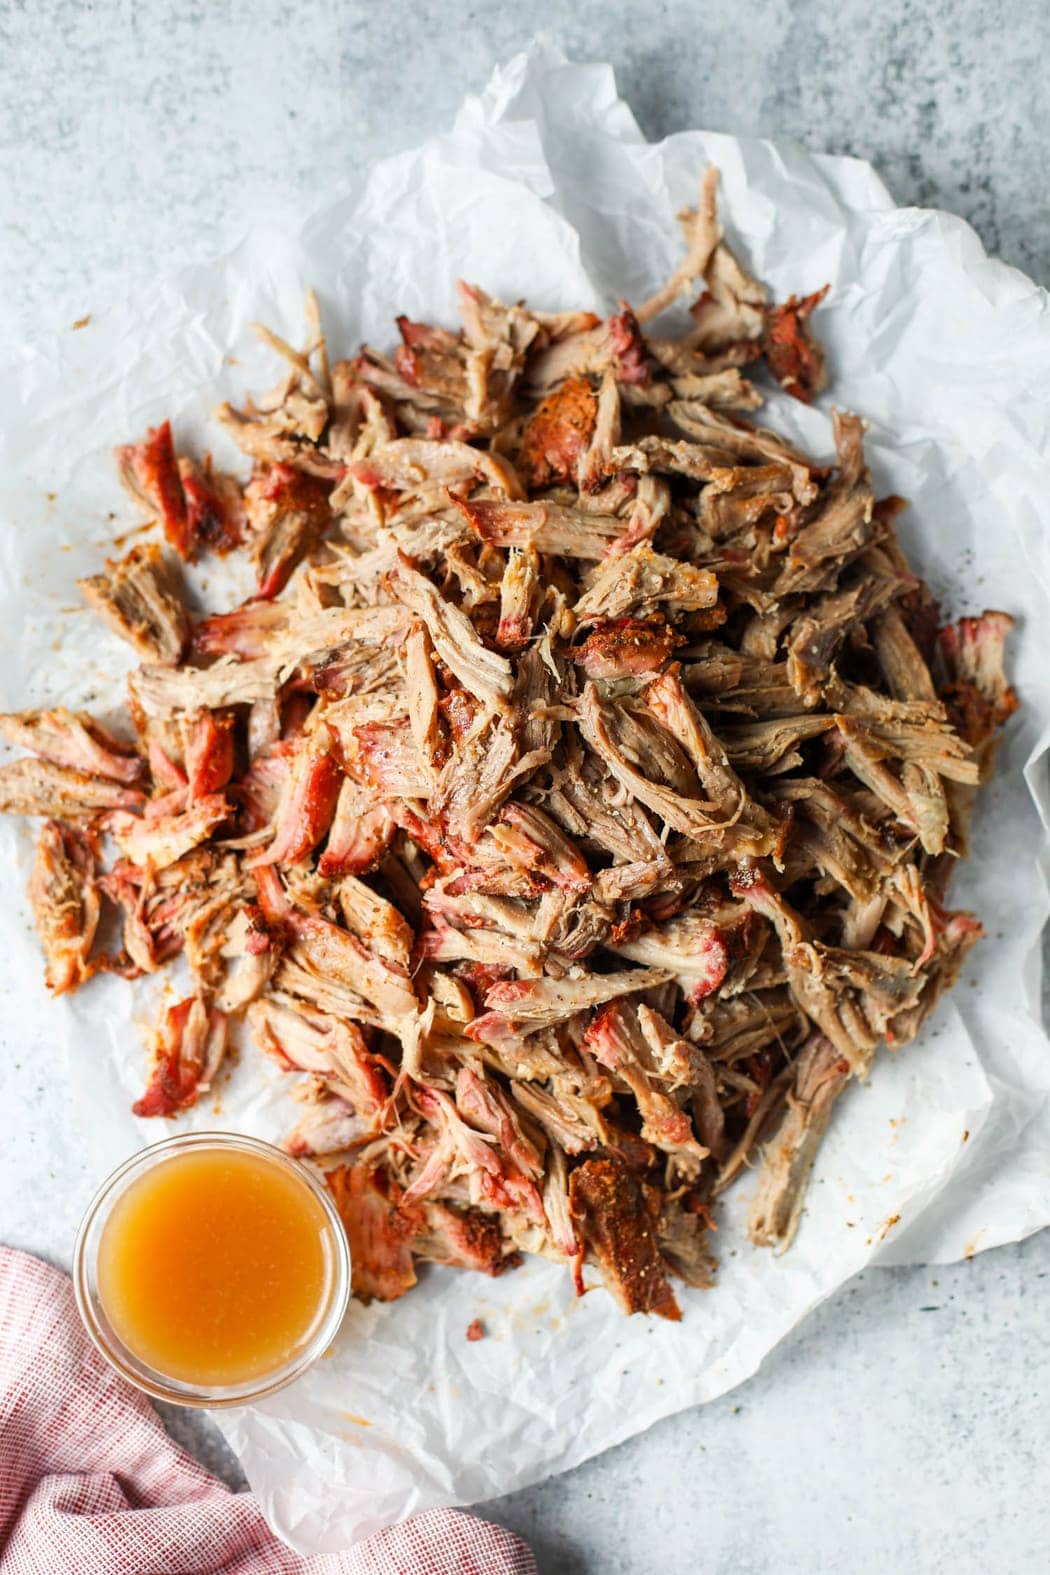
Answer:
(0, 170, 1018, 1316)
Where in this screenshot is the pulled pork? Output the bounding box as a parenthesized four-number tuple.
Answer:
(1, 170, 1016, 1319)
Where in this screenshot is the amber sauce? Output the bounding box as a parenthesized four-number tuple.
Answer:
(96, 1147, 333, 1387)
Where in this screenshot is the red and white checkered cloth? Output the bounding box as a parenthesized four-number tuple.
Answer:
(0, 1246, 536, 1575)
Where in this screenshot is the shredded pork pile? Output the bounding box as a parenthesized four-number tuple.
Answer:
(1, 171, 1018, 1318)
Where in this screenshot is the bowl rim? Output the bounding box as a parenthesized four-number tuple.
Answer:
(72, 1129, 351, 1409)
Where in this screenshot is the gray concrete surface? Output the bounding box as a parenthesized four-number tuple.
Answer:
(1, 3, 1048, 1571)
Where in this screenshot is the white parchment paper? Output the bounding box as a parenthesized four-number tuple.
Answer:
(1, 43, 1048, 1554)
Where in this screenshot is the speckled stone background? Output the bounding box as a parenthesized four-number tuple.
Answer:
(1, 4, 1048, 1572)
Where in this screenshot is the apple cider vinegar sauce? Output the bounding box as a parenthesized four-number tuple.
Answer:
(74, 1133, 350, 1405)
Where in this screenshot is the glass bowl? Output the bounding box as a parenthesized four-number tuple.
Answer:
(73, 1130, 351, 1408)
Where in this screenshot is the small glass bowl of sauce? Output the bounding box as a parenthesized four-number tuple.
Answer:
(74, 1131, 350, 1407)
